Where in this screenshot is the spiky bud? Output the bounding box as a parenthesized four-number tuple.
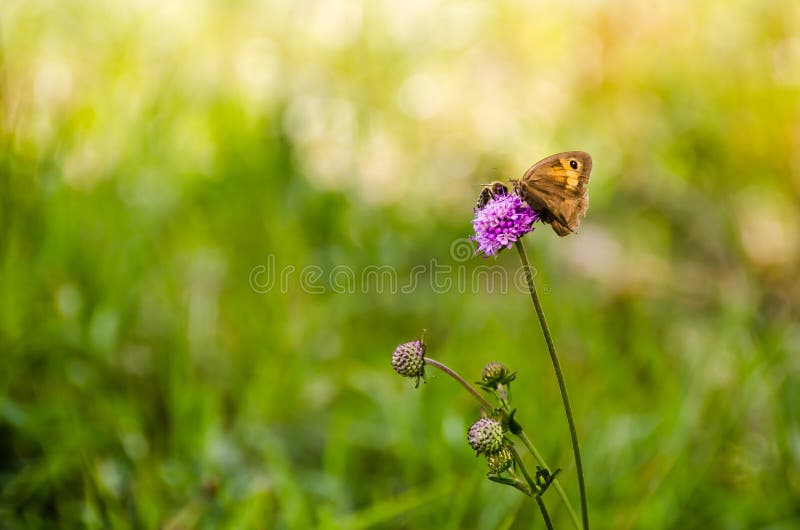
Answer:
(486, 446, 514, 474)
(481, 362, 516, 389)
(467, 417, 504, 455)
(392, 340, 426, 386)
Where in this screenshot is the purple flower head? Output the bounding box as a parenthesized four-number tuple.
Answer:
(471, 193, 539, 257)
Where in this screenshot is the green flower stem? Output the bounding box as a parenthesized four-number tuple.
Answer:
(536, 496, 554, 530)
(424, 356, 579, 529)
(498, 393, 581, 529)
(507, 445, 536, 491)
(507, 445, 553, 530)
(423, 357, 494, 410)
(515, 429, 580, 530)
(514, 240, 588, 530)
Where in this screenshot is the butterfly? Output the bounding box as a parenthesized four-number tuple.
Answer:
(511, 151, 592, 237)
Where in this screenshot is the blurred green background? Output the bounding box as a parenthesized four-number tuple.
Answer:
(2, 0, 799, 528)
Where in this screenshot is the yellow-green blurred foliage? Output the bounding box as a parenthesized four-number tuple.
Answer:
(1, 0, 799, 528)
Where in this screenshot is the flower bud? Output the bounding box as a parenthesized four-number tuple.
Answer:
(392, 340, 425, 385)
(481, 362, 516, 389)
(467, 417, 504, 455)
(486, 446, 514, 474)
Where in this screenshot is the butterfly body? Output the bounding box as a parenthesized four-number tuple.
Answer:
(512, 151, 592, 237)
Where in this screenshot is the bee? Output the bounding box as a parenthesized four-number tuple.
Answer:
(476, 181, 510, 209)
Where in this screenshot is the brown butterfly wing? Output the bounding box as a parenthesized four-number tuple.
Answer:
(518, 151, 592, 236)
(550, 194, 588, 236)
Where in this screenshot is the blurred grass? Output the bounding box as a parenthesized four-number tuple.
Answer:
(1, 0, 800, 528)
